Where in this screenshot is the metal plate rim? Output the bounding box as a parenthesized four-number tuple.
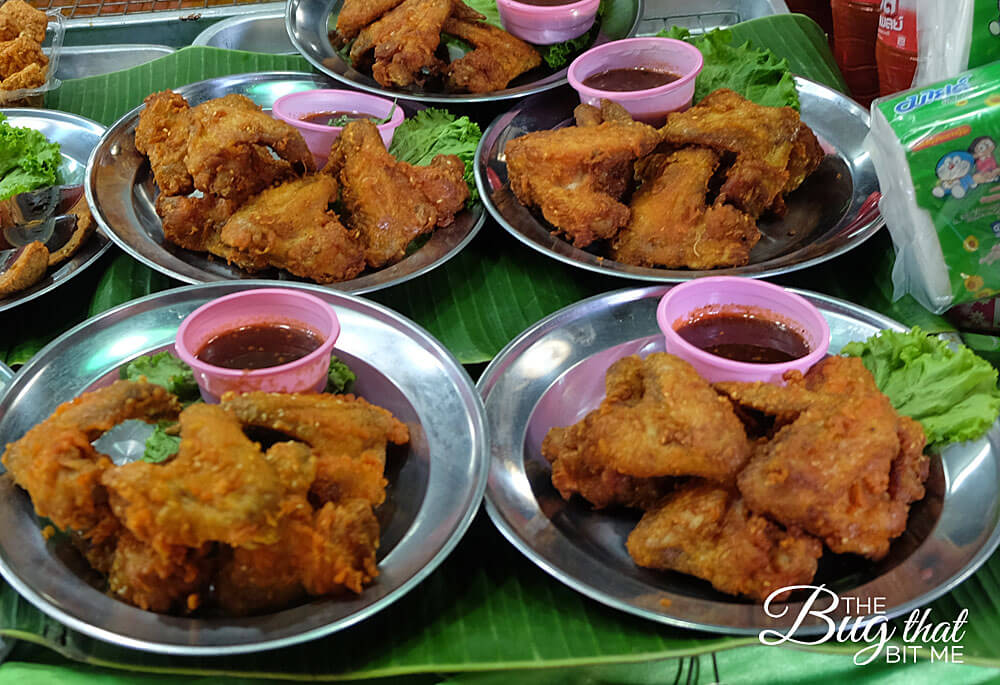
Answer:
(85, 71, 486, 296)
(0, 108, 109, 314)
(0, 280, 489, 655)
(474, 76, 885, 283)
(478, 284, 1000, 635)
(284, 0, 644, 104)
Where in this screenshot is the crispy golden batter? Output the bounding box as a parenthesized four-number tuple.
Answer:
(0, 60, 44, 91)
(719, 357, 929, 560)
(47, 195, 96, 267)
(627, 481, 823, 600)
(659, 89, 823, 217)
(219, 174, 366, 283)
(220, 391, 409, 508)
(135, 91, 193, 197)
(442, 17, 541, 93)
(0, 32, 45, 81)
(107, 532, 213, 613)
(325, 119, 467, 268)
(185, 94, 315, 203)
(505, 121, 661, 247)
(542, 354, 751, 509)
(215, 498, 379, 614)
(574, 99, 634, 127)
(611, 149, 760, 269)
(101, 403, 315, 551)
(350, 0, 453, 88)
(153, 193, 270, 271)
(0, 240, 47, 295)
(1, 380, 180, 542)
(335, 0, 406, 40)
(0, 0, 47, 43)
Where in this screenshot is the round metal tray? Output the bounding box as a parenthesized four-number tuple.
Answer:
(0, 281, 488, 654)
(0, 109, 108, 314)
(285, 0, 643, 104)
(86, 71, 486, 295)
(475, 78, 884, 282)
(479, 285, 1000, 635)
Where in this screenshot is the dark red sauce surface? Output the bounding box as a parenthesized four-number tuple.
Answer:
(196, 324, 323, 370)
(581, 67, 681, 92)
(676, 313, 810, 364)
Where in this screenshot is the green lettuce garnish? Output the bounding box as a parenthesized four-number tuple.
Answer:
(0, 113, 62, 201)
(388, 108, 482, 204)
(326, 355, 357, 394)
(143, 421, 181, 464)
(842, 327, 1000, 449)
(656, 27, 800, 110)
(119, 350, 200, 403)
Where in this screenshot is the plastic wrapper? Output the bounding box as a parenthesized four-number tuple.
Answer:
(914, 0, 1000, 86)
(866, 60, 1000, 314)
(0, 8, 63, 107)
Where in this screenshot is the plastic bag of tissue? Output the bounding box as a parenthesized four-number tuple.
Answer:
(867, 60, 1000, 314)
(914, 0, 1000, 86)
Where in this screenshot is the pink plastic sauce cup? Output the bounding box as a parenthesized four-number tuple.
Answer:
(656, 277, 831, 385)
(272, 89, 405, 167)
(175, 288, 340, 403)
(568, 37, 704, 125)
(496, 0, 600, 44)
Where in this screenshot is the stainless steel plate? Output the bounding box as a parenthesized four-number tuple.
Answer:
(0, 109, 108, 314)
(479, 285, 1000, 635)
(285, 0, 643, 104)
(636, 0, 788, 35)
(55, 45, 175, 80)
(0, 281, 488, 654)
(475, 77, 883, 282)
(86, 71, 486, 295)
(192, 11, 294, 53)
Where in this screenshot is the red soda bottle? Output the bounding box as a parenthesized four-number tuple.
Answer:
(831, 0, 881, 107)
(876, 0, 918, 96)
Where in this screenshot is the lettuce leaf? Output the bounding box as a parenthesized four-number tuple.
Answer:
(0, 113, 62, 201)
(326, 355, 357, 394)
(841, 327, 1000, 449)
(119, 350, 200, 402)
(657, 27, 799, 110)
(388, 108, 482, 205)
(143, 421, 181, 464)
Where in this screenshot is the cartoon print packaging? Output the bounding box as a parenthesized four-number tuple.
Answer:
(867, 59, 1000, 313)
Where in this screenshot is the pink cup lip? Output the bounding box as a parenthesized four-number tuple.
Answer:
(656, 278, 831, 379)
(271, 89, 405, 136)
(175, 288, 339, 382)
(496, 0, 597, 15)
(567, 37, 704, 101)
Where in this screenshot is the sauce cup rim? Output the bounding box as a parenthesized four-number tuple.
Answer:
(567, 37, 704, 101)
(271, 89, 405, 135)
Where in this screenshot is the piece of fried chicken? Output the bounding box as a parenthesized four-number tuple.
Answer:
(107, 532, 214, 613)
(221, 391, 410, 509)
(716, 356, 929, 561)
(442, 17, 541, 93)
(185, 94, 315, 203)
(0, 31, 45, 81)
(0, 241, 47, 296)
(135, 91, 194, 197)
(1, 380, 180, 544)
(350, 0, 454, 88)
(659, 89, 823, 217)
(627, 481, 823, 600)
(218, 174, 367, 283)
(542, 354, 751, 509)
(101, 403, 315, 552)
(611, 149, 760, 269)
(325, 119, 468, 268)
(0, 0, 47, 43)
(574, 99, 635, 127)
(214, 498, 380, 615)
(335, 0, 406, 40)
(505, 120, 661, 247)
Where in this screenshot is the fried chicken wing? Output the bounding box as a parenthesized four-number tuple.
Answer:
(185, 94, 314, 203)
(0, 60, 44, 91)
(574, 99, 634, 127)
(215, 498, 380, 614)
(0, 32, 45, 81)
(542, 354, 751, 509)
(101, 403, 315, 551)
(219, 174, 366, 283)
(1, 380, 180, 542)
(505, 121, 661, 247)
(350, 0, 453, 88)
(326, 119, 467, 267)
(611, 149, 760, 269)
(724, 357, 929, 560)
(135, 91, 193, 197)
(107, 532, 213, 613)
(442, 17, 541, 93)
(0, 240, 47, 295)
(627, 481, 823, 600)
(659, 89, 823, 217)
(335, 0, 406, 40)
(220, 391, 409, 508)
(0, 0, 47, 43)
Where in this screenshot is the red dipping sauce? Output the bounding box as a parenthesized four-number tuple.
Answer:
(675, 312, 810, 364)
(196, 323, 323, 370)
(581, 67, 681, 92)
